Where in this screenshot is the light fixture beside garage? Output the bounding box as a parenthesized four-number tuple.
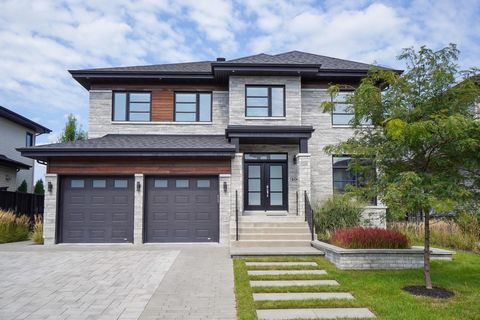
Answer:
(47, 181, 53, 193)
(223, 181, 227, 193)
(136, 181, 141, 192)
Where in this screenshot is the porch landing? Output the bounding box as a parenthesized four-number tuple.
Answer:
(230, 246, 324, 257)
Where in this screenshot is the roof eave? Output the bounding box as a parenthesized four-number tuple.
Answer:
(0, 107, 52, 134)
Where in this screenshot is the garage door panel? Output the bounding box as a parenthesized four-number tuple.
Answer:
(146, 176, 219, 243)
(60, 176, 134, 243)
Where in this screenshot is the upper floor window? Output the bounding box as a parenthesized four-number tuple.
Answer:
(174, 92, 212, 122)
(25, 132, 33, 147)
(332, 92, 353, 125)
(245, 86, 285, 117)
(112, 91, 151, 122)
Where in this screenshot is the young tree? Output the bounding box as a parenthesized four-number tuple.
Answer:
(323, 44, 480, 289)
(17, 180, 28, 193)
(58, 114, 87, 142)
(33, 179, 44, 195)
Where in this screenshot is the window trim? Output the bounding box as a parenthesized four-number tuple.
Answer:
(245, 85, 286, 118)
(331, 91, 354, 126)
(174, 91, 213, 122)
(25, 132, 34, 147)
(112, 91, 152, 122)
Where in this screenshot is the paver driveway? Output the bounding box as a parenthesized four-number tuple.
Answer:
(0, 242, 236, 320)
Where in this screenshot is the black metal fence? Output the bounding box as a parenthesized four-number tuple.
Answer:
(0, 190, 44, 219)
(304, 191, 315, 241)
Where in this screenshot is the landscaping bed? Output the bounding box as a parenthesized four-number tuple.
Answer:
(312, 240, 454, 269)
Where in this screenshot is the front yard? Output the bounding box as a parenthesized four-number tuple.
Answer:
(234, 252, 480, 319)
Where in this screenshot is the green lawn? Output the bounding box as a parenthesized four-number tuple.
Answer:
(233, 252, 480, 319)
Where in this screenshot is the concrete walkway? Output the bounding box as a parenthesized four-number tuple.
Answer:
(139, 245, 236, 320)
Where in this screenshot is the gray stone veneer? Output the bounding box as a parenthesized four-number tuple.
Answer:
(219, 174, 231, 245)
(134, 174, 144, 244)
(312, 241, 454, 269)
(43, 174, 58, 245)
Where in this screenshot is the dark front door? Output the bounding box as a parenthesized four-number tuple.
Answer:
(145, 176, 219, 242)
(245, 162, 287, 211)
(60, 176, 134, 243)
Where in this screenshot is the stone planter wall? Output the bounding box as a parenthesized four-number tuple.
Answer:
(312, 240, 454, 270)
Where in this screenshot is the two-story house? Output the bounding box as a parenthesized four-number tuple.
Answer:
(0, 106, 51, 192)
(21, 51, 396, 246)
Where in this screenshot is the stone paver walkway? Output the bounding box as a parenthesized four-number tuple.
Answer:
(139, 245, 236, 320)
(247, 259, 376, 319)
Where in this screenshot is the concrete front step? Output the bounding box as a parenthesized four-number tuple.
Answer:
(253, 292, 354, 301)
(230, 233, 312, 241)
(248, 270, 327, 276)
(230, 246, 325, 257)
(246, 262, 318, 267)
(250, 280, 340, 287)
(232, 221, 309, 228)
(257, 308, 376, 319)
(231, 240, 312, 247)
(234, 227, 311, 234)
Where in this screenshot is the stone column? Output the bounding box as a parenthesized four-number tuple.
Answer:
(219, 174, 231, 245)
(43, 174, 58, 245)
(133, 174, 144, 244)
(296, 153, 311, 216)
(230, 153, 244, 218)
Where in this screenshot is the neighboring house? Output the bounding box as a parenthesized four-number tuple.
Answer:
(0, 106, 51, 192)
(20, 51, 399, 246)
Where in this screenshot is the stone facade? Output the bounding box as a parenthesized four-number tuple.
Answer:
(43, 174, 58, 245)
(219, 174, 232, 245)
(134, 174, 144, 244)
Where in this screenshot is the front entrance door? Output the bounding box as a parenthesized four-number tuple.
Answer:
(244, 156, 288, 211)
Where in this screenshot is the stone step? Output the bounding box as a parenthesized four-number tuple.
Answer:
(257, 308, 376, 319)
(233, 221, 309, 228)
(230, 246, 325, 257)
(246, 262, 318, 267)
(231, 240, 312, 248)
(233, 227, 311, 234)
(250, 280, 339, 287)
(237, 215, 306, 222)
(253, 292, 354, 301)
(248, 269, 327, 276)
(230, 233, 312, 241)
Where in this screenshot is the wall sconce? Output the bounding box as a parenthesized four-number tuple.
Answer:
(223, 181, 228, 193)
(293, 156, 297, 165)
(5, 174, 11, 182)
(136, 181, 141, 192)
(47, 181, 53, 193)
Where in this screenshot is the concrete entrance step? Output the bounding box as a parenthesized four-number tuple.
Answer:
(230, 233, 312, 241)
(231, 240, 312, 247)
(253, 292, 354, 301)
(248, 269, 327, 276)
(230, 246, 324, 257)
(246, 262, 318, 267)
(235, 227, 311, 234)
(233, 221, 308, 228)
(257, 308, 376, 319)
(250, 280, 339, 287)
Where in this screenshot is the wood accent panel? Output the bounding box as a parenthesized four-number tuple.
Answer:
(152, 89, 174, 121)
(47, 157, 231, 175)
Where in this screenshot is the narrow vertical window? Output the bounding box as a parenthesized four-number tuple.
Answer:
(25, 132, 34, 147)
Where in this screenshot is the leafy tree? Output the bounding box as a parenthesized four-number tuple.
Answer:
(322, 44, 480, 290)
(17, 180, 28, 193)
(58, 114, 87, 142)
(33, 179, 44, 195)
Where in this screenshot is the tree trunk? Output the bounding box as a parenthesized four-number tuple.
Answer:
(423, 208, 433, 289)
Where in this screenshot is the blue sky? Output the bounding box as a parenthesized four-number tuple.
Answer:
(1, 0, 479, 146)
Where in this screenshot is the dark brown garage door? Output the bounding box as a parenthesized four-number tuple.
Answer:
(145, 176, 219, 242)
(60, 176, 134, 243)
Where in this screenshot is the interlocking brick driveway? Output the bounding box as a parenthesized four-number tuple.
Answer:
(0, 243, 236, 320)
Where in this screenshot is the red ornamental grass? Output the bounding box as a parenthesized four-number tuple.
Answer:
(331, 227, 409, 249)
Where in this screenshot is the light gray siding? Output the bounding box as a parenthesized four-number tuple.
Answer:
(88, 90, 229, 138)
(0, 117, 35, 192)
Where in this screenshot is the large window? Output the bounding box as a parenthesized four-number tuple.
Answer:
(245, 85, 285, 117)
(113, 91, 151, 121)
(332, 92, 354, 125)
(333, 156, 376, 204)
(174, 92, 212, 122)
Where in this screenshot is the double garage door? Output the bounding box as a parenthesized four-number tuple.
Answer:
(60, 176, 219, 243)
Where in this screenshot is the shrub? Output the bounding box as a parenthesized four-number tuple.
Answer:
(314, 194, 363, 239)
(331, 227, 409, 249)
(390, 220, 480, 253)
(34, 179, 45, 195)
(0, 210, 30, 243)
(17, 180, 28, 193)
(31, 215, 43, 245)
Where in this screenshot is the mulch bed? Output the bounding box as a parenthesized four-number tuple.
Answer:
(402, 285, 454, 299)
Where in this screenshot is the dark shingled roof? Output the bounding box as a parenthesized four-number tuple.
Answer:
(0, 106, 51, 134)
(71, 50, 392, 74)
(0, 154, 31, 169)
(18, 134, 236, 160)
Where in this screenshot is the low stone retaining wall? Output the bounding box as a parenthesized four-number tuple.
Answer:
(311, 240, 454, 270)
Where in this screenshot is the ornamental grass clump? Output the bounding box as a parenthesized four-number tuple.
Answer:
(0, 210, 30, 243)
(331, 227, 409, 249)
(31, 215, 43, 245)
